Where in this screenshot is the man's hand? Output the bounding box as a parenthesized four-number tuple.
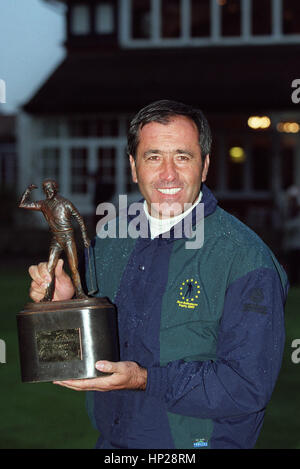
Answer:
(28, 184, 38, 191)
(53, 361, 147, 392)
(28, 259, 75, 302)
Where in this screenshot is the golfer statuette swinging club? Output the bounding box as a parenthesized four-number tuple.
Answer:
(16, 179, 119, 383)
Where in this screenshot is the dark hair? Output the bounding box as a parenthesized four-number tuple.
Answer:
(127, 99, 212, 159)
(42, 179, 59, 191)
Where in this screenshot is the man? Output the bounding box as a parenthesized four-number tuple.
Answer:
(20, 179, 90, 301)
(29, 100, 288, 449)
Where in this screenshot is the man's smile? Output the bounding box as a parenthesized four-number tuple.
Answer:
(156, 187, 183, 195)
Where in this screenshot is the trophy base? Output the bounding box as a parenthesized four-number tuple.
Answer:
(16, 297, 119, 383)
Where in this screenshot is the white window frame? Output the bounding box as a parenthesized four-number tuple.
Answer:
(120, 0, 300, 48)
(71, 4, 90, 35)
(35, 116, 129, 215)
(95, 3, 115, 34)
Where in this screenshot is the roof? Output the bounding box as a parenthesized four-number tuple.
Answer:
(23, 44, 300, 115)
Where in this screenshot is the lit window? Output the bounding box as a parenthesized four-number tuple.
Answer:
(95, 4, 115, 34)
(226, 138, 244, 191)
(229, 146, 246, 163)
(248, 116, 271, 130)
(277, 122, 300, 133)
(71, 5, 90, 35)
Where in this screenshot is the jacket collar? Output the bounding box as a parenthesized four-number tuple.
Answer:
(126, 184, 218, 242)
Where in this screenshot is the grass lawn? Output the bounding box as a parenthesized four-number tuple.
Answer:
(0, 266, 299, 449)
(0, 265, 98, 449)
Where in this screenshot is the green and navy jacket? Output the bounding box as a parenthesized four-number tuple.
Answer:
(86, 184, 288, 449)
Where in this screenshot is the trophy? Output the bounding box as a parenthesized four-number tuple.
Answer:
(16, 179, 119, 383)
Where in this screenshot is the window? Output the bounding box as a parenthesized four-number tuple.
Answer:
(95, 118, 119, 137)
(280, 136, 295, 189)
(252, 0, 271, 36)
(161, 0, 181, 38)
(226, 138, 245, 191)
(122, 0, 300, 47)
(97, 148, 116, 183)
(92, 148, 116, 204)
(71, 148, 88, 194)
(95, 3, 115, 34)
(132, 0, 151, 39)
(68, 119, 91, 137)
(191, 0, 210, 38)
(0, 150, 17, 187)
(42, 148, 60, 180)
(41, 119, 59, 138)
(221, 0, 241, 37)
(71, 5, 90, 35)
(283, 0, 300, 35)
(68, 117, 118, 137)
(251, 135, 271, 191)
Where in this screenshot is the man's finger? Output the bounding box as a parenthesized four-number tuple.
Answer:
(53, 377, 111, 391)
(30, 280, 46, 294)
(37, 262, 51, 281)
(95, 360, 117, 374)
(29, 288, 44, 303)
(28, 265, 44, 283)
(53, 381, 86, 391)
(54, 259, 64, 277)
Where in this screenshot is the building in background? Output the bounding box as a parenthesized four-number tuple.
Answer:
(19, 0, 300, 246)
(0, 113, 17, 189)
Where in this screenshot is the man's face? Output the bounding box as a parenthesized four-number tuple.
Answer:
(129, 116, 210, 219)
(43, 183, 56, 199)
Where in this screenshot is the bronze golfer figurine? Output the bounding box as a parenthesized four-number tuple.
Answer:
(16, 179, 119, 383)
(19, 179, 90, 301)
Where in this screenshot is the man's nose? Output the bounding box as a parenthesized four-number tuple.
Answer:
(159, 158, 178, 182)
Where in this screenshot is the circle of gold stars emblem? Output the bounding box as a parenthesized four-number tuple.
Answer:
(179, 279, 201, 304)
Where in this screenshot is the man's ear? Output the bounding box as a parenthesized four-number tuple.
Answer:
(201, 154, 210, 183)
(129, 155, 138, 183)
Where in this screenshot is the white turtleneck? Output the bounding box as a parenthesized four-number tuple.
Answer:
(143, 192, 203, 239)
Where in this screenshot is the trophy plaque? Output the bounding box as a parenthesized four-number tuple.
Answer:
(17, 179, 119, 383)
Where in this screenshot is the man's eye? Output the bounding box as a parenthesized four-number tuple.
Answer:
(147, 155, 160, 161)
(177, 154, 190, 161)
